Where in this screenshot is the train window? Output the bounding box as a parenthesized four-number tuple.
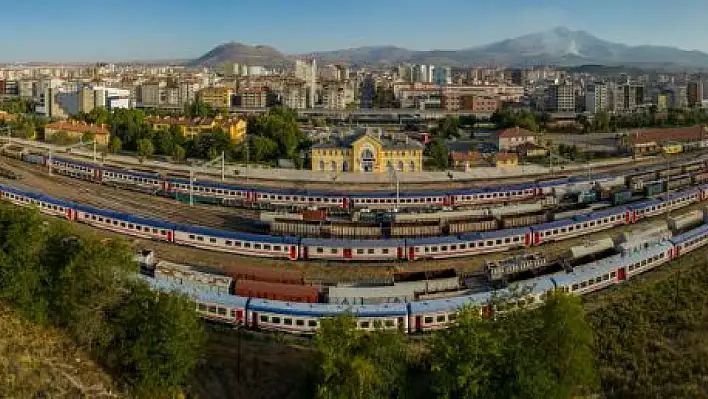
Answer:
(210, 238, 217, 243)
(424, 316, 434, 324)
(264, 245, 271, 250)
(244, 243, 251, 248)
(254, 244, 262, 249)
(431, 246, 438, 252)
(284, 318, 293, 325)
(198, 303, 207, 311)
(448, 314, 457, 321)
(367, 249, 375, 254)
(230, 310, 237, 318)
(91, 215, 96, 221)
(296, 320, 305, 326)
(436, 315, 446, 323)
(385, 320, 394, 328)
(603, 274, 610, 281)
(189, 235, 195, 240)
(225, 240, 232, 246)
(382, 248, 389, 254)
(307, 320, 317, 327)
(459, 244, 466, 249)
(197, 236, 204, 242)
(260, 315, 268, 323)
(424, 247, 429, 253)
(450, 245, 457, 250)
(218, 308, 227, 316)
(98, 217, 103, 222)
(316, 248, 324, 254)
(357, 249, 364, 254)
(441, 246, 448, 251)
(580, 282, 587, 288)
(568, 226, 574, 231)
(208, 306, 217, 313)
(504, 238, 511, 244)
(360, 321, 370, 328)
(331, 248, 338, 254)
(488, 241, 494, 247)
(128, 224, 134, 229)
(235, 242, 242, 248)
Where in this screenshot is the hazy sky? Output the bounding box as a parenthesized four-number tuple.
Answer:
(4, 0, 708, 62)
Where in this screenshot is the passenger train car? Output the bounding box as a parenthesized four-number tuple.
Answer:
(140, 220, 708, 335)
(2, 183, 708, 262)
(30, 154, 707, 210)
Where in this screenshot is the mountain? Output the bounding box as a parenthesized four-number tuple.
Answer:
(190, 28, 708, 69)
(188, 42, 291, 67)
(302, 27, 708, 68)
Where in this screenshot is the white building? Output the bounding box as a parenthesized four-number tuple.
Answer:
(585, 83, 608, 113)
(295, 59, 317, 108)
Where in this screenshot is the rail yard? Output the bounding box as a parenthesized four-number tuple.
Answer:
(3, 143, 708, 336)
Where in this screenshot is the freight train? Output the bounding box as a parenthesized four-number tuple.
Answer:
(140, 222, 708, 334)
(8, 150, 708, 211)
(1, 182, 706, 262)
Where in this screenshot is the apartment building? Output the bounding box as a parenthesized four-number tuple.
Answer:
(548, 82, 575, 112)
(585, 83, 609, 113)
(233, 87, 275, 108)
(320, 82, 355, 109)
(146, 115, 247, 143)
(295, 59, 317, 108)
(44, 121, 110, 145)
(198, 87, 233, 109)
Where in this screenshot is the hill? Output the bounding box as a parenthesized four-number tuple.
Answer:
(188, 42, 292, 67)
(0, 301, 122, 397)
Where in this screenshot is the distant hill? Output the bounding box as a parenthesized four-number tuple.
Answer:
(188, 42, 292, 67)
(190, 27, 708, 69)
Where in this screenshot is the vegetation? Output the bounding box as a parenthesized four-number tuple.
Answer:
(425, 137, 450, 170)
(0, 204, 205, 397)
(312, 292, 597, 399)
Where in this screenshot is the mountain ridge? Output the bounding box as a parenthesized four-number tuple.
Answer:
(190, 27, 708, 69)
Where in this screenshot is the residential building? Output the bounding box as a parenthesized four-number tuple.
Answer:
(198, 87, 233, 109)
(585, 83, 608, 113)
(668, 85, 688, 109)
(359, 75, 376, 109)
(548, 82, 575, 112)
(281, 83, 307, 109)
(310, 130, 423, 173)
(497, 127, 537, 151)
(321, 82, 355, 109)
(688, 81, 702, 107)
(44, 121, 110, 145)
(233, 87, 275, 108)
(77, 87, 96, 114)
(459, 95, 500, 113)
(450, 151, 485, 171)
(610, 83, 645, 112)
(146, 115, 247, 143)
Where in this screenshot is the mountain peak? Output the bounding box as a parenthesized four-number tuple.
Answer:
(551, 26, 572, 36)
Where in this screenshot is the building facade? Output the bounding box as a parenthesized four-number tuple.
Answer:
(585, 83, 608, 113)
(198, 87, 233, 109)
(146, 116, 247, 143)
(45, 121, 110, 145)
(548, 82, 575, 112)
(310, 131, 423, 173)
(497, 127, 538, 151)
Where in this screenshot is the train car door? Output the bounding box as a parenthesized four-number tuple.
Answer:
(251, 312, 258, 329)
(341, 197, 349, 209)
(65, 208, 74, 220)
(524, 232, 532, 247)
(533, 231, 541, 246)
(94, 169, 101, 181)
(414, 316, 422, 332)
(236, 309, 244, 324)
(289, 245, 298, 261)
(397, 247, 404, 259)
(617, 267, 627, 281)
(408, 246, 416, 261)
(166, 231, 173, 242)
(343, 248, 353, 259)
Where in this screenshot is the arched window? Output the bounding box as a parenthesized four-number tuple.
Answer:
(397, 161, 404, 172)
(361, 148, 375, 172)
(342, 161, 349, 172)
(409, 161, 416, 172)
(330, 161, 337, 171)
(319, 160, 325, 171)
(386, 160, 393, 171)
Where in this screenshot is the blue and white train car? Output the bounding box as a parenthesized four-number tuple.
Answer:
(406, 228, 531, 260)
(173, 224, 300, 260)
(0, 185, 76, 219)
(669, 223, 708, 257)
(247, 298, 408, 334)
(531, 206, 630, 245)
(408, 292, 492, 332)
(300, 238, 406, 261)
(73, 203, 175, 241)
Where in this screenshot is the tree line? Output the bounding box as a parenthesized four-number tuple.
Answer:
(310, 292, 598, 399)
(0, 204, 205, 397)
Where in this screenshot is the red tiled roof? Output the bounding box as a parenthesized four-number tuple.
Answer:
(451, 151, 484, 162)
(497, 126, 536, 138)
(628, 125, 707, 145)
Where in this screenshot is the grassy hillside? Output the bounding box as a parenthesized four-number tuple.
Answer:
(0, 301, 123, 397)
(586, 246, 708, 398)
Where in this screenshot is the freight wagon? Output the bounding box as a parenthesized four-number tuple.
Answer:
(500, 211, 550, 228)
(389, 221, 442, 238)
(447, 218, 499, 234)
(234, 280, 321, 303)
(223, 266, 305, 285)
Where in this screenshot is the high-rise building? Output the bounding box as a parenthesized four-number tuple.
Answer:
(585, 82, 608, 114)
(360, 75, 376, 109)
(77, 86, 96, 114)
(548, 82, 575, 112)
(687, 81, 702, 107)
(295, 59, 317, 108)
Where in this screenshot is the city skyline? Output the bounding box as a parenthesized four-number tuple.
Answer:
(4, 0, 708, 62)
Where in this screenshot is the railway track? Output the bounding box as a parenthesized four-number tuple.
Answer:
(0, 158, 265, 232)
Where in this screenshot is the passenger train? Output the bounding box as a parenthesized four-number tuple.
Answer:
(0, 183, 707, 262)
(21, 153, 690, 210)
(140, 222, 708, 334)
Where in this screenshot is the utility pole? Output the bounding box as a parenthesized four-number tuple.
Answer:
(189, 168, 194, 207)
(203, 151, 226, 181)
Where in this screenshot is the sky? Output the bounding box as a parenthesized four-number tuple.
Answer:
(4, 0, 708, 62)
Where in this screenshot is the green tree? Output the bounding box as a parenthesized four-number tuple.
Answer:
(249, 135, 279, 163)
(152, 129, 175, 156)
(136, 138, 154, 162)
(108, 136, 122, 154)
(429, 306, 502, 399)
(81, 131, 96, 143)
(426, 138, 449, 170)
(185, 99, 216, 118)
(435, 116, 460, 138)
(172, 144, 186, 163)
(315, 314, 408, 399)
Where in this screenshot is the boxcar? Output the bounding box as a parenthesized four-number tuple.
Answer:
(235, 280, 321, 303)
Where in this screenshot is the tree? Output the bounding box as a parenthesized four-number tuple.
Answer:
(81, 131, 96, 143)
(436, 116, 460, 138)
(108, 136, 122, 154)
(429, 306, 503, 399)
(136, 138, 154, 162)
(172, 144, 186, 163)
(249, 135, 279, 164)
(426, 138, 449, 170)
(315, 314, 408, 399)
(185, 99, 215, 118)
(152, 129, 175, 156)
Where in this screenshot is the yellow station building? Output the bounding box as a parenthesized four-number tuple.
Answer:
(310, 131, 424, 173)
